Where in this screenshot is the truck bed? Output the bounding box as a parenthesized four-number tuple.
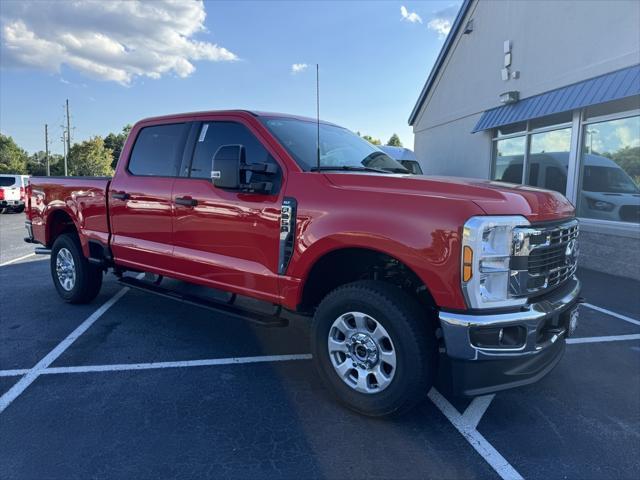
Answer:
(27, 176, 112, 254)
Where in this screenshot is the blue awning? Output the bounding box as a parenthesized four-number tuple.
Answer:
(472, 64, 640, 133)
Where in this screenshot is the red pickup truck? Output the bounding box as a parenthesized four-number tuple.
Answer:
(25, 110, 582, 416)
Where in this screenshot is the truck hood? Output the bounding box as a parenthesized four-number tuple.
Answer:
(324, 173, 575, 223)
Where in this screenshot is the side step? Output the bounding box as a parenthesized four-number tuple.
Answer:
(118, 276, 288, 328)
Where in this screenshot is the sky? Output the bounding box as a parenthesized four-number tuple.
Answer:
(0, 0, 462, 156)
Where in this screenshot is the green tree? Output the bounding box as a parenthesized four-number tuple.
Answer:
(0, 133, 28, 174)
(27, 151, 48, 176)
(386, 133, 403, 147)
(104, 124, 132, 169)
(48, 154, 66, 176)
(362, 134, 381, 146)
(68, 136, 114, 176)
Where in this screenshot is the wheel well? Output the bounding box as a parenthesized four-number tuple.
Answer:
(47, 210, 77, 247)
(300, 248, 437, 315)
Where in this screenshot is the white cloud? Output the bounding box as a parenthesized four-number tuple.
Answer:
(0, 0, 237, 85)
(291, 63, 308, 74)
(427, 5, 459, 39)
(400, 6, 422, 24)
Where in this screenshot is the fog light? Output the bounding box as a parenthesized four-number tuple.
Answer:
(470, 325, 526, 349)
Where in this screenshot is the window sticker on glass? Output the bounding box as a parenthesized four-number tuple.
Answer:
(198, 124, 209, 142)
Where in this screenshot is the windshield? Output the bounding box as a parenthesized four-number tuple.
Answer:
(260, 117, 408, 173)
(582, 166, 639, 194)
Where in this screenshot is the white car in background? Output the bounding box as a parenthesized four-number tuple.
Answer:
(0, 174, 29, 214)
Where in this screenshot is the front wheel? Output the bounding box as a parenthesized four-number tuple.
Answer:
(311, 280, 437, 417)
(50, 233, 103, 303)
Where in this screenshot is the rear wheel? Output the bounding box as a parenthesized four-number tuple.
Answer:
(311, 280, 437, 417)
(50, 233, 103, 303)
(13, 206, 25, 214)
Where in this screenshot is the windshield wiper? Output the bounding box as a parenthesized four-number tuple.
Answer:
(310, 165, 389, 174)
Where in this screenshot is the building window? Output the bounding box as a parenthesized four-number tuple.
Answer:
(491, 114, 572, 195)
(491, 95, 640, 228)
(493, 136, 526, 183)
(578, 114, 640, 224)
(527, 127, 572, 194)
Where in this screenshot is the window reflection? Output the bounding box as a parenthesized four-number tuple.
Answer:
(493, 136, 525, 184)
(526, 127, 572, 194)
(578, 116, 640, 223)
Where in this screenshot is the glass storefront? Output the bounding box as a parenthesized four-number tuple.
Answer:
(491, 96, 640, 227)
(578, 115, 640, 223)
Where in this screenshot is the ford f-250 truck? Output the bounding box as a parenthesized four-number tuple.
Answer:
(25, 110, 582, 416)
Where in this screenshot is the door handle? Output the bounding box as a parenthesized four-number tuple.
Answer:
(112, 192, 130, 200)
(175, 197, 198, 207)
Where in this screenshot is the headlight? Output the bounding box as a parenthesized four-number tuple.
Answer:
(461, 216, 530, 309)
(586, 197, 614, 212)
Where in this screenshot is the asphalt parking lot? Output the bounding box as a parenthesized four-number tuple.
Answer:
(1, 211, 639, 480)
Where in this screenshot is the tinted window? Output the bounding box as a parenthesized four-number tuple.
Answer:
(128, 123, 186, 176)
(190, 122, 280, 183)
(0, 177, 17, 187)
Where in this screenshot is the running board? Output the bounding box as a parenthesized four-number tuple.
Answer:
(118, 276, 288, 327)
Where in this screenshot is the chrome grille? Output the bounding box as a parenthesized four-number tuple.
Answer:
(510, 220, 579, 297)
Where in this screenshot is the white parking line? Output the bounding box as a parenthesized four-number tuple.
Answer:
(428, 388, 524, 480)
(0, 369, 29, 377)
(41, 354, 313, 375)
(582, 303, 640, 326)
(567, 334, 640, 344)
(463, 394, 496, 429)
(0, 253, 36, 267)
(0, 286, 131, 413)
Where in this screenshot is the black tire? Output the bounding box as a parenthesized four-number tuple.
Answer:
(311, 280, 437, 417)
(13, 206, 25, 214)
(50, 233, 103, 303)
(0, 208, 6, 214)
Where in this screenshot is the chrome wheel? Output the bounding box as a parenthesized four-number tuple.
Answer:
(56, 247, 76, 291)
(328, 311, 397, 394)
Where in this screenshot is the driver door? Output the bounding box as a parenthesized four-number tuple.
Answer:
(171, 119, 284, 302)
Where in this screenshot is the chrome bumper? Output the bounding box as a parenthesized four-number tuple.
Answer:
(439, 276, 582, 361)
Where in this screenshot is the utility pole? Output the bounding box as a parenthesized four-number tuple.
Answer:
(44, 124, 50, 176)
(65, 99, 72, 175)
(61, 128, 68, 176)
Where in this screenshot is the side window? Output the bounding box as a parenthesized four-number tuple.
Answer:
(190, 122, 279, 180)
(128, 123, 187, 176)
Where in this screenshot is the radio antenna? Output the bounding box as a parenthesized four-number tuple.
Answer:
(316, 63, 320, 171)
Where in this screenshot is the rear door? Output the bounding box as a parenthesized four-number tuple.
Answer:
(171, 119, 285, 302)
(109, 121, 189, 273)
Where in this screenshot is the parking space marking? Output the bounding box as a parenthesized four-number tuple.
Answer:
(41, 354, 313, 375)
(0, 253, 35, 267)
(0, 286, 132, 413)
(463, 394, 496, 429)
(428, 388, 524, 480)
(0, 369, 29, 377)
(567, 333, 640, 344)
(582, 303, 640, 326)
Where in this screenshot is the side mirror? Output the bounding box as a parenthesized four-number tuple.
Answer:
(212, 144, 278, 194)
(212, 145, 244, 190)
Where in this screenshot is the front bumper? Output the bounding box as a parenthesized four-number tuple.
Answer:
(439, 276, 581, 396)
